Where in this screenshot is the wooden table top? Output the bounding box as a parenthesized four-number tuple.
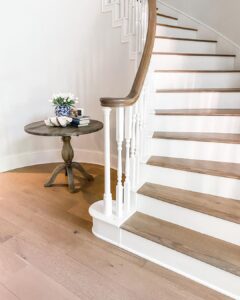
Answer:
(24, 120, 103, 137)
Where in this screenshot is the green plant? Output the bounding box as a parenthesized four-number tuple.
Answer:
(49, 93, 78, 107)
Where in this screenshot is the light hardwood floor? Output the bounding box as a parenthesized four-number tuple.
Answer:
(0, 163, 231, 300)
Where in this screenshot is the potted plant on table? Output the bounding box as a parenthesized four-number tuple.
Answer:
(50, 93, 78, 117)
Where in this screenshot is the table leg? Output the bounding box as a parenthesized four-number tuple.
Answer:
(44, 164, 66, 187)
(66, 166, 75, 193)
(44, 136, 94, 192)
(72, 162, 94, 181)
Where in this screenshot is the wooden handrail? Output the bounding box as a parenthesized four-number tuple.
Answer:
(101, 0, 156, 107)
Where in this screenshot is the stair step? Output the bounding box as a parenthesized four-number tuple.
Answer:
(155, 109, 240, 116)
(157, 23, 197, 31)
(122, 212, 240, 276)
(156, 13, 178, 20)
(155, 69, 240, 73)
(153, 132, 240, 144)
(156, 88, 240, 93)
(147, 156, 240, 180)
(138, 183, 240, 224)
(154, 37, 217, 54)
(155, 36, 217, 43)
(153, 52, 236, 57)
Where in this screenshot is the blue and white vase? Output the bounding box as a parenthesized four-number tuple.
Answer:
(55, 105, 71, 117)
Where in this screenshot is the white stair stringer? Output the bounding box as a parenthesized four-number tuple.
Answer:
(91, 2, 240, 298)
(102, 0, 146, 60)
(90, 202, 240, 299)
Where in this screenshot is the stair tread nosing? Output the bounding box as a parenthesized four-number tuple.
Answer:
(155, 36, 217, 43)
(147, 156, 240, 180)
(155, 109, 240, 116)
(153, 132, 240, 144)
(157, 13, 178, 20)
(157, 23, 198, 31)
(153, 52, 236, 57)
(155, 70, 240, 73)
(122, 212, 240, 276)
(156, 88, 240, 93)
(138, 182, 240, 224)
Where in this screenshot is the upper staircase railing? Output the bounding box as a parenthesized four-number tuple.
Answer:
(101, 0, 156, 218)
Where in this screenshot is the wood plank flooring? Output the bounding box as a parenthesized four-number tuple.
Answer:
(0, 164, 231, 300)
(122, 212, 240, 276)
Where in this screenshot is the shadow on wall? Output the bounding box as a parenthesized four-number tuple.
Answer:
(0, 0, 134, 172)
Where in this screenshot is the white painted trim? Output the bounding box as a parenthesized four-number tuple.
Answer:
(90, 213, 240, 299)
(0, 149, 118, 173)
(157, 0, 240, 51)
(121, 230, 240, 299)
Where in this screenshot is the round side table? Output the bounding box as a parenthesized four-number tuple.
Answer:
(24, 120, 103, 193)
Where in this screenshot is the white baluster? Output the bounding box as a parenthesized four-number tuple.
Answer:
(130, 107, 137, 190)
(103, 107, 112, 216)
(116, 107, 124, 217)
(124, 106, 133, 212)
(135, 101, 141, 189)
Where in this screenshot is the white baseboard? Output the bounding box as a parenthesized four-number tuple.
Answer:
(0, 149, 118, 172)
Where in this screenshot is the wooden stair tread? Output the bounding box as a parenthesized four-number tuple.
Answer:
(147, 156, 240, 179)
(138, 183, 240, 224)
(157, 13, 178, 20)
(155, 109, 240, 116)
(122, 212, 240, 276)
(153, 52, 236, 57)
(157, 23, 198, 31)
(155, 70, 240, 73)
(156, 88, 240, 93)
(153, 131, 240, 144)
(155, 36, 217, 43)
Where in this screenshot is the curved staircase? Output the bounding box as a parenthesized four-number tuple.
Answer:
(90, 1, 240, 298)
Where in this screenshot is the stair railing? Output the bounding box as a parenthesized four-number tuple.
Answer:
(101, 0, 156, 218)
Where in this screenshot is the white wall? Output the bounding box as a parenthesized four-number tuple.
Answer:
(160, 0, 240, 48)
(0, 0, 134, 172)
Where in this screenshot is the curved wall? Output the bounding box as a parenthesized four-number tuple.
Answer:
(0, 0, 134, 172)
(160, 0, 240, 48)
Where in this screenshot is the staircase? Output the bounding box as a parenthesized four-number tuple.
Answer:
(90, 1, 240, 298)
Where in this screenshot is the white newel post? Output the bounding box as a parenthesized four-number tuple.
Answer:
(116, 107, 124, 217)
(124, 106, 133, 211)
(103, 107, 113, 216)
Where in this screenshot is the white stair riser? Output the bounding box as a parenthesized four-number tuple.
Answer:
(140, 164, 240, 200)
(156, 26, 197, 39)
(151, 55, 235, 70)
(154, 39, 216, 54)
(154, 73, 240, 89)
(150, 115, 240, 133)
(137, 194, 240, 245)
(157, 5, 178, 19)
(157, 16, 178, 26)
(150, 138, 240, 163)
(154, 92, 240, 109)
(121, 230, 240, 299)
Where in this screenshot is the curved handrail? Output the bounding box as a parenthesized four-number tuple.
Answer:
(101, 0, 156, 107)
